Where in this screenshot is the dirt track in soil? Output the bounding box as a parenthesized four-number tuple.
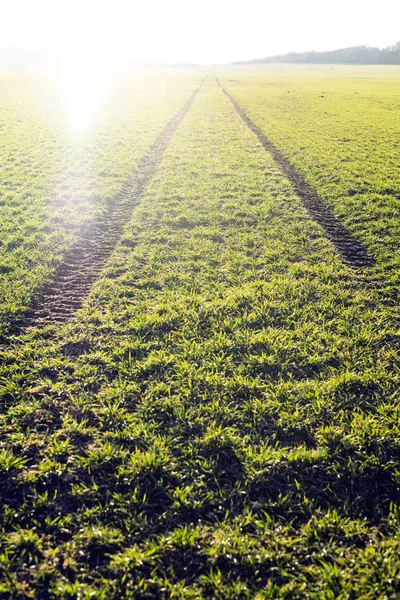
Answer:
(13, 87, 201, 333)
(8, 80, 378, 339)
(219, 81, 375, 270)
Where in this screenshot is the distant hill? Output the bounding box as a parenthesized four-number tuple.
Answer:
(238, 43, 400, 65)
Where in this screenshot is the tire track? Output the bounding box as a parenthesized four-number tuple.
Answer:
(218, 80, 375, 269)
(13, 87, 201, 333)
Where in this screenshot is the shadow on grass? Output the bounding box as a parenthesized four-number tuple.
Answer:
(2, 437, 399, 537)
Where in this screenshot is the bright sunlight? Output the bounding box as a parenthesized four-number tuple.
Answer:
(57, 50, 114, 133)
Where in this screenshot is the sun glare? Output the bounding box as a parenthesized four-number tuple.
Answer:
(57, 50, 112, 134)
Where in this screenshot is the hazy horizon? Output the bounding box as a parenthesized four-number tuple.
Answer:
(1, 0, 399, 66)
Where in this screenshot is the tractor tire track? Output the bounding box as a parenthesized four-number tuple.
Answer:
(14, 87, 200, 333)
(219, 81, 375, 269)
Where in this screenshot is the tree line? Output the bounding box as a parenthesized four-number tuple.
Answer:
(240, 43, 400, 65)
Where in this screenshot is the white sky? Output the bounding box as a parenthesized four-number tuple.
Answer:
(1, 0, 400, 64)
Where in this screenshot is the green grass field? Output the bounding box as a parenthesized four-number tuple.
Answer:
(1, 67, 400, 598)
(0, 71, 200, 333)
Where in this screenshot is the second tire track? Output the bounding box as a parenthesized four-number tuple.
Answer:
(219, 81, 375, 269)
(12, 87, 201, 334)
